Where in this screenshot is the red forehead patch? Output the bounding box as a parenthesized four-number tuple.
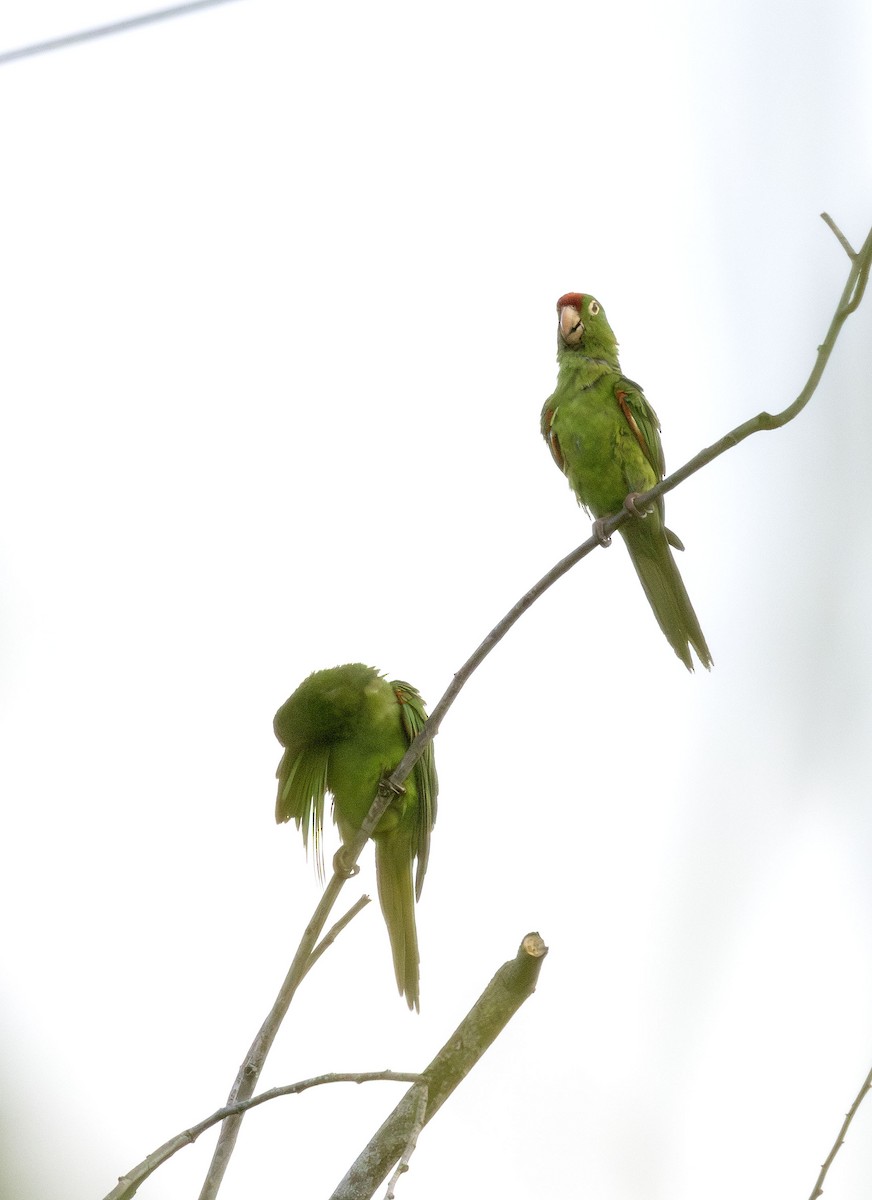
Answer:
(556, 292, 584, 311)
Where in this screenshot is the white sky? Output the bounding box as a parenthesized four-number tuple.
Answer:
(2, 2, 872, 1198)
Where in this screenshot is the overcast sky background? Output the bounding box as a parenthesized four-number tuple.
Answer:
(2, 2, 872, 1198)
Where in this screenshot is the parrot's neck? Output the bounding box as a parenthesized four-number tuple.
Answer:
(557, 351, 620, 387)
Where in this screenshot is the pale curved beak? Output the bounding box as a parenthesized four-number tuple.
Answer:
(559, 304, 584, 346)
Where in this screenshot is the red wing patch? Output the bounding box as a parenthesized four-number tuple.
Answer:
(616, 389, 654, 471)
(543, 408, 565, 471)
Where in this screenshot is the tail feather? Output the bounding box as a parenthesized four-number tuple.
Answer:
(623, 524, 712, 671)
(374, 836, 420, 1011)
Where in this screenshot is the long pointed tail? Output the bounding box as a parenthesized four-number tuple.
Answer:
(622, 523, 712, 671)
(374, 835, 420, 1011)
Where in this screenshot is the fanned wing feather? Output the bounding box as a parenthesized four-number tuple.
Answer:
(392, 680, 438, 901)
(275, 744, 330, 882)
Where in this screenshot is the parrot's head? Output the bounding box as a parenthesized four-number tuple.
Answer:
(556, 292, 619, 366)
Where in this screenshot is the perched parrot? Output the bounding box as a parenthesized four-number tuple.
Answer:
(274, 663, 437, 1011)
(541, 292, 712, 670)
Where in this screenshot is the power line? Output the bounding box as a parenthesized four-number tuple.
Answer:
(0, 0, 241, 67)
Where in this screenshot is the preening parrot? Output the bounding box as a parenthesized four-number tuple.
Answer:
(274, 663, 437, 1010)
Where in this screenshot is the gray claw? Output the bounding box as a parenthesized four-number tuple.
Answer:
(592, 517, 612, 546)
(333, 846, 360, 879)
(624, 492, 653, 519)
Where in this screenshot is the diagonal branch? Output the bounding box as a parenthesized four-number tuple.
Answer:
(344, 213, 872, 851)
(331, 933, 548, 1200)
(807, 1060, 872, 1200)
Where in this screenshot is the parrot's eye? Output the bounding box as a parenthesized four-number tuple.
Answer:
(588, 300, 600, 316)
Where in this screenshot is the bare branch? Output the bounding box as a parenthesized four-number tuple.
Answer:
(807, 1062, 872, 1200)
(331, 933, 548, 1200)
(104, 1072, 423, 1200)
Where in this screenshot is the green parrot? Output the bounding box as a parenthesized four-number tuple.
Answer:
(541, 292, 712, 670)
(274, 663, 437, 1011)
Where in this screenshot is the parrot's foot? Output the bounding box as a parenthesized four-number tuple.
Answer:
(624, 492, 653, 519)
(332, 846, 360, 879)
(592, 517, 612, 546)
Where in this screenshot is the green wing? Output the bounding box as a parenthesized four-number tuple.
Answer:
(392, 680, 438, 900)
(275, 743, 330, 881)
(615, 377, 685, 542)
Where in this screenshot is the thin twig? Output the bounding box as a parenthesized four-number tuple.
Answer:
(304, 894, 372, 979)
(820, 212, 857, 260)
(383, 1082, 429, 1199)
(104, 1072, 423, 1200)
(807, 1062, 872, 1200)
